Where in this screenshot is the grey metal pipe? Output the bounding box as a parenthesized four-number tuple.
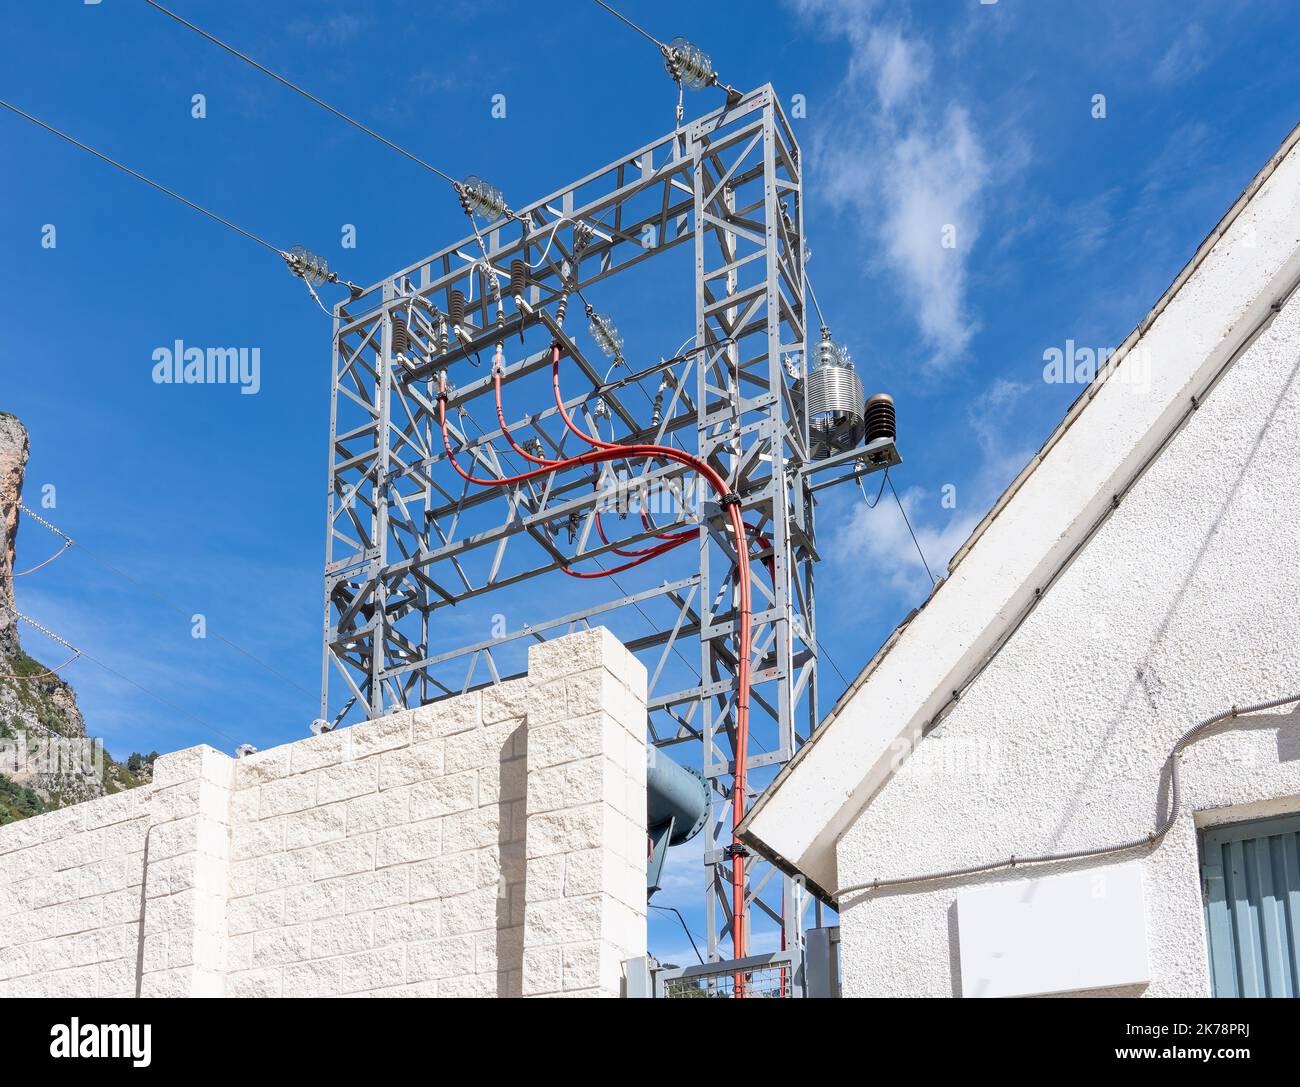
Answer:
(646, 747, 708, 845)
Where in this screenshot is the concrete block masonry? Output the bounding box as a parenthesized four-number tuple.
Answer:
(0, 628, 648, 998)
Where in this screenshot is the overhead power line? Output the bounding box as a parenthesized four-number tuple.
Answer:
(18, 504, 315, 700)
(0, 96, 284, 257)
(888, 473, 938, 586)
(592, 0, 666, 50)
(805, 273, 828, 331)
(1, 605, 239, 746)
(0, 96, 359, 303)
(0, 608, 81, 680)
(142, 0, 459, 188)
(648, 903, 704, 965)
(589, 0, 742, 117)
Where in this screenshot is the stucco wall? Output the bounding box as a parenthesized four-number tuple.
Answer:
(835, 282, 1300, 997)
(0, 628, 648, 997)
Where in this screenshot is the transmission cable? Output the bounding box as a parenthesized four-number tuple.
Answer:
(0, 609, 81, 680)
(649, 903, 704, 965)
(888, 473, 937, 586)
(0, 94, 359, 306)
(143, 0, 459, 187)
(820, 646, 851, 690)
(805, 273, 828, 331)
(591, 0, 666, 49)
(588, 0, 742, 112)
(0, 97, 283, 257)
(858, 469, 888, 510)
(17, 504, 315, 700)
(0, 605, 240, 746)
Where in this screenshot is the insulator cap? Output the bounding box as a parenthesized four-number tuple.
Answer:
(864, 392, 897, 444)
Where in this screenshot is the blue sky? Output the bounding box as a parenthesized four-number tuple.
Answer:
(3, 0, 1298, 961)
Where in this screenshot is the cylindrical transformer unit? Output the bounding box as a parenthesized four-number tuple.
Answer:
(864, 391, 896, 444)
(797, 335, 864, 460)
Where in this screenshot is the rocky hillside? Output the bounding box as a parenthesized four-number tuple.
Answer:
(0, 412, 152, 823)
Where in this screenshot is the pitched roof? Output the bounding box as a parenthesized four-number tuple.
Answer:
(738, 121, 1300, 902)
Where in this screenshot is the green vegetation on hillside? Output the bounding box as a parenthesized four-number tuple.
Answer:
(0, 773, 49, 825)
(0, 653, 156, 821)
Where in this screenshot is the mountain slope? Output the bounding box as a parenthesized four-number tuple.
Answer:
(0, 412, 151, 823)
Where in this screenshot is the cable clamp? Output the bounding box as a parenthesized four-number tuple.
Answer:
(720, 493, 742, 509)
(723, 843, 749, 861)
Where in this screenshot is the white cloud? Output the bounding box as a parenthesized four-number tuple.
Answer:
(791, 3, 997, 375)
(825, 378, 1035, 600)
(1152, 23, 1212, 86)
(1059, 187, 1119, 262)
(287, 13, 371, 48)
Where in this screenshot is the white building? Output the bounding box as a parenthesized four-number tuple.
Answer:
(740, 124, 1300, 998)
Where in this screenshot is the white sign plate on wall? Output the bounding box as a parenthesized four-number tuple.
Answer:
(956, 862, 1151, 998)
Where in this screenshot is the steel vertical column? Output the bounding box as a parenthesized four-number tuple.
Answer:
(688, 90, 812, 964)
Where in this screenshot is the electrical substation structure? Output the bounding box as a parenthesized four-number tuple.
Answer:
(320, 84, 900, 991)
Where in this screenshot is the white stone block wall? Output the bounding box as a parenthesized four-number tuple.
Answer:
(0, 627, 648, 998)
(522, 631, 648, 997)
(140, 746, 235, 997)
(0, 790, 150, 997)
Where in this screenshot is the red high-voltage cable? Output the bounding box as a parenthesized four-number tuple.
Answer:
(0, 652, 79, 681)
(0, 540, 70, 578)
(490, 360, 691, 573)
(493, 361, 694, 559)
(440, 346, 754, 960)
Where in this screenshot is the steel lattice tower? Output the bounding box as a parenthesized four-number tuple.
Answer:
(321, 85, 898, 979)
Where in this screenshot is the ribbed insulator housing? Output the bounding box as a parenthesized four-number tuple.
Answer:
(449, 289, 466, 327)
(589, 311, 623, 360)
(391, 313, 409, 357)
(461, 175, 506, 222)
(864, 392, 896, 444)
(797, 363, 864, 460)
(666, 37, 713, 89)
(510, 259, 527, 298)
(289, 245, 330, 287)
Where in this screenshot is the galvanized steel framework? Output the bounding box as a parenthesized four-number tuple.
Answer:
(321, 85, 896, 975)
